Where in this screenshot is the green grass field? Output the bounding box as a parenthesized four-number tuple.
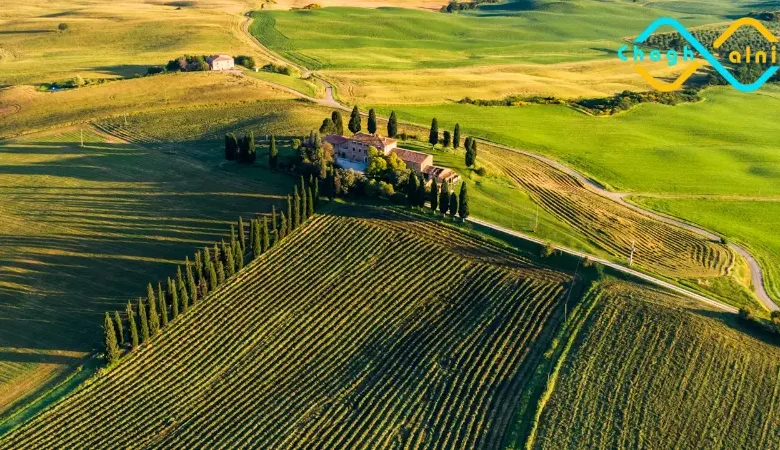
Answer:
(0, 205, 574, 448)
(527, 280, 780, 449)
(379, 85, 780, 196)
(632, 196, 780, 305)
(251, 1, 720, 70)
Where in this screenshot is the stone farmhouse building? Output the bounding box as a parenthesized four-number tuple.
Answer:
(323, 133, 460, 185)
(207, 54, 235, 71)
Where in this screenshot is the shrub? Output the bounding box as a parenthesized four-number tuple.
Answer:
(473, 167, 486, 176)
(57, 23, 69, 32)
(738, 307, 754, 321)
(235, 55, 256, 69)
(146, 66, 165, 76)
(541, 242, 556, 258)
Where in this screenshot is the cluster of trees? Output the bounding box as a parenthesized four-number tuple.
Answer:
(224, 132, 257, 164)
(164, 55, 212, 73)
(235, 55, 256, 69)
(262, 63, 295, 75)
(459, 90, 700, 116)
(427, 119, 477, 167)
(426, 177, 470, 220)
(319, 107, 399, 139)
(440, 0, 500, 13)
(103, 177, 321, 364)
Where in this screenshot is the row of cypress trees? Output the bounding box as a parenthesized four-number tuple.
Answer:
(102, 176, 321, 365)
(224, 132, 257, 164)
(320, 107, 399, 139)
(404, 172, 470, 220)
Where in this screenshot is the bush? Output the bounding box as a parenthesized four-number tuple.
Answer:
(146, 66, 165, 76)
(541, 242, 556, 258)
(473, 167, 486, 176)
(262, 63, 294, 76)
(738, 307, 754, 321)
(57, 23, 69, 32)
(235, 55, 256, 69)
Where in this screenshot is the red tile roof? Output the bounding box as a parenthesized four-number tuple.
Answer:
(391, 148, 432, 164)
(323, 134, 349, 145)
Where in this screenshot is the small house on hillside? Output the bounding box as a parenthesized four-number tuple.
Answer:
(323, 132, 460, 186)
(324, 133, 398, 164)
(207, 54, 235, 71)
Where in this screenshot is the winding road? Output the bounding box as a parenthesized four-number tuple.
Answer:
(238, 12, 777, 313)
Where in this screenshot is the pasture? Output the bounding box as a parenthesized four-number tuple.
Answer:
(0, 206, 574, 448)
(632, 197, 780, 306)
(528, 280, 780, 449)
(380, 85, 780, 197)
(0, 0, 263, 86)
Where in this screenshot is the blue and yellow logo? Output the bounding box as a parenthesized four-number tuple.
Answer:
(618, 18, 779, 92)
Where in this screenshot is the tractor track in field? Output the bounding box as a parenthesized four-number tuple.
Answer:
(237, 10, 776, 312)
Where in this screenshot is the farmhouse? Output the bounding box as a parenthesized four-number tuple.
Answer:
(324, 133, 397, 164)
(324, 133, 460, 185)
(206, 54, 235, 71)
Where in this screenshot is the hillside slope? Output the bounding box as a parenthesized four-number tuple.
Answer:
(531, 281, 780, 450)
(0, 206, 572, 448)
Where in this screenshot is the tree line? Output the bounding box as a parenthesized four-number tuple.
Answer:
(102, 176, 321, 365)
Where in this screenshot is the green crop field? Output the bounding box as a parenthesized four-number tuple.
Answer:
(0, 206, 574, 448)
(380, 85, 780, 197)
(0, 96, 327, 414)
(527, 280, 780, 449)
(632, 197, 780, 305)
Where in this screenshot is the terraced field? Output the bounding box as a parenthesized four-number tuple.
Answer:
(530, 281, 780, 450)
(0, 207, 572, 448)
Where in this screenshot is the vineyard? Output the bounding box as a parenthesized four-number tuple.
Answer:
(0, 206, 573, 448)
(479, 145, 732, 278)
(531, 280, 780, 449)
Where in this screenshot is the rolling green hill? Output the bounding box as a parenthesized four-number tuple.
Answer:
(0, 206, 575, 448)
(527, 280, 780, 449)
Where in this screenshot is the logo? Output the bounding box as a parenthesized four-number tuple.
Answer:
(618, 18, 779, 92)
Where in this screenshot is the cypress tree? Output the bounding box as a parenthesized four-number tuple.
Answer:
(464, 136, 472, 153)
(249, 219, 257, 258)
(225, 247, 235, 277)
(300, 178, 308, 221)
(247, 131, 256, 163)
(269, 136, 278, 169)
(169, 277, 180, 318)
(238, 217, 246, 251)
(429, 118, 439, 146)
(459, 182, 470, 220)
(416, 178, 427, 208)
(220, 240, 228, 265)
(319, 118, 334, 134)
(225, 134, 231, 160)
(439, 182, 450, 215)
(194, 251, 203, 282)
(215, 259, 225, 285)
(182, 273, 192, 311)
(306, 187, 314, 217)
(235, 245, 244, 271)
(470, 138, 478, 159)
(230, 224, 237, 252)
(388, 111, 398, 138)
(198, 277, 208, 300)
(138, 298, 149, 343)
(293, 187, 301, 228)
(208, 260, 218, 291)
(443, 130, 451, 147)
(449, 192, 458, 218)
(113, 310, 125, 345)
(271, 206, 278, 234)
(280, 212, 288, 239)
(286, 195, 293, 235)
(453, 123, 461, 148)
(348, 105, 361, 134)
(262, 218, 270, 252)
(407, 172, 419, 207)
(332, 110, 344, 135)
(126, 301, 139, 349)
(158, 282, 168, 327)
(465, 146, 475, 168)
(368, 108, 377, 134)
(430, 177, 439, 212)
(104, 312, 120, 363)
(313, 178, 320, 207)
(147, 283, 160, 335)
(253, 219, 262, 256)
